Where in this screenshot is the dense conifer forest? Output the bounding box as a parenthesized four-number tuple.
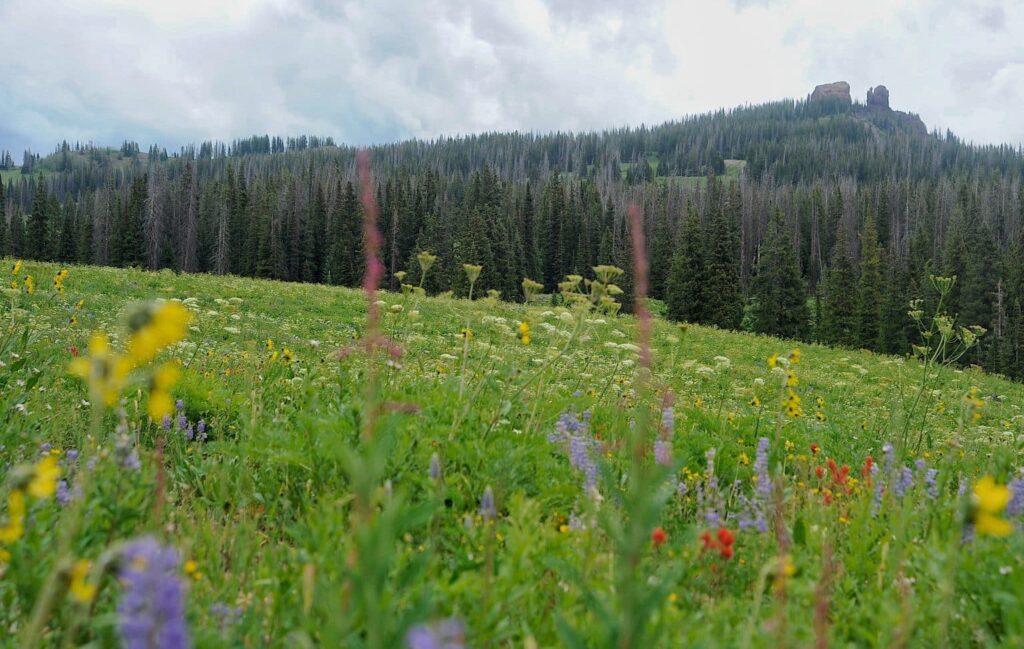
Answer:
(2, 95, 1023, 378)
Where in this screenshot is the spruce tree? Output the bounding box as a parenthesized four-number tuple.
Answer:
(665, 202, 705, 323)
(702, 178, 743, 329)
(751, 208, 809, 338)
(855, 210, 884, 349)
(821, 225, 859, 347)
(28, 175, 50, 260)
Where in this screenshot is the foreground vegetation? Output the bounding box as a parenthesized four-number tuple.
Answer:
(1, 254, 1023, 648)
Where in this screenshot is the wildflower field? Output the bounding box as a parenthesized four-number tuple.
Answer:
(2, 257, 1024, 648)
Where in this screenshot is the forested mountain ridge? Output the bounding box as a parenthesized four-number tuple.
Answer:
(2, 83, 1024, 378)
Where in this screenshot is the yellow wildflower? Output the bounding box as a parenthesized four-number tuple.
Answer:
(266, 339, 275, 351)
(788, 348, 801, 365)
(972, 475, 1012, 537)
(69, 332, 133, 406)
(739, 452, 750, 466)
(69, 560, 97, 603)
(749, 395, 761, 408)
(127, 302, 193, 365)
(0, 490, 26, 543)
(184, 559, 202, 581)
(28, 455, 60, 499)
(767, 353, 778, 369)
(786, 371, 798, 387)
(148, 361, 181, 421)
(11, 260, 22, 275)
(281, 348, 295, 364)
(24, 275, 34, 295)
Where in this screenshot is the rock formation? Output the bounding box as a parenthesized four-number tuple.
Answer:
(866, 85, 890, 110)
(810, 81, 851, 104)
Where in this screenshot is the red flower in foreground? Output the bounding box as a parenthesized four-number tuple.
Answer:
(651, 527, 667, 548)
(700, 527, 736, 559)
(815, 466, 825, 479)
(69, 346, 79, 357)
(810, 443, 820, 455)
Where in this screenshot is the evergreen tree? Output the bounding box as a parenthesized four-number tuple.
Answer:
(855, 209, 884, 348)
(665, 202, 705, 323)
(751, 208, 809, 338)
(702, 178, 743, 329)
(28, 175, 50, 260)
(821, 225, 859, 347)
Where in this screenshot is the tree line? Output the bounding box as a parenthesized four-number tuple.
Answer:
(2, 96, 1024, 379)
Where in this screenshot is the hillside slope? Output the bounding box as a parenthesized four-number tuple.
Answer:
(1, 260, 1023, 646)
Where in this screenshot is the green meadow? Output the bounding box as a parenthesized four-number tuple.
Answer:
(1, 259, 1023, 647)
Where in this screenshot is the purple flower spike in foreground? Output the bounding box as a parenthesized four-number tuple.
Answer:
(118, 537, 191, 649)
(480, 486, 496, 520)
(406, 618, 466, 649)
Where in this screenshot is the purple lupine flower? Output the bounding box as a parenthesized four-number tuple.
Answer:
(209, 602, 242, 631)
(175, 400, 185, 412)
(925, 469, 939, 499)
(56, 480, 71, 506)
(66, 449, 79, 463)
(654, 439, 671, 466)
(196, 420, 206, 437)
(568, 435, 598, 490)
(754, 437, 772, 502)
(661, 407, 674, 434)
(162, 415, 171, 431)
(177, 414, 188, 431)
(185, 425, 195, 442)
(429, 453, 441, 482)
(1008, 478, 1024, 518)
(677, 480, 688, 497)
(406, 618, 466, 649)
(871, 462, 884, 515)
(568, 513, 585, 531)
(480, 486, 496, 520)
(123, 450, 142, 471)
(894, 467, 914, 498)
(117, 537, 191, 649)
(39, 442, 52, 456)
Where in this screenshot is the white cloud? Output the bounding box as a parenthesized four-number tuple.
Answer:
(1, 0, 1023, 154)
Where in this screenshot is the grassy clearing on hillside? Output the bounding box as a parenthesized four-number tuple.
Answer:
(1, 259, 1023, 647)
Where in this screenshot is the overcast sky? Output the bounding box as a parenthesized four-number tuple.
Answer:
(1, 0, 1022, 155)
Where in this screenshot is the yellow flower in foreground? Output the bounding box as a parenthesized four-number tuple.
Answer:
(11, 260, 22, 275)
(24, 275, 34, 294)
(69, 560, 97, 603)
(972, 475, 1012, 537)
(127, 302, 193, 364)
(0, 490, 26, 543)
(69, 332, 134, 406)
(148, 361, 181, 421)
(767, 353, 778, 369)
(281, 348, 295, 364)
(788, 348, 801, 365)
(28, 456, 60, 499)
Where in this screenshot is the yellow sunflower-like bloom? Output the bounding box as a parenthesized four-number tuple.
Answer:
(28, 455, 60, 499)
(972, 475, 1012, 537)
(127, 302, 193, 365)
(69, 559, 97, 603)
(148, 361, 181, 421)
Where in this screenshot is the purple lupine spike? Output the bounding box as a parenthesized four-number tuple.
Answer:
(117, 537, 190, 649)
(654, 439, 671, 466)
(480, 486, 496, 520)
(56, 480, 71, 506)
(661, 406, 674, 434)
(185, 425, 195, 442)
(429, 453, 441, 482)
(162, 415, 171, 431)
(177, 414, 188, 431)
(754, 438, 772, 502)
(925, 469, 939, 499)
(894, 467, 914, 498)
(1007, 478, 1024, 518)
(406, 618, 466, 649)
(175, 399, 184, 412)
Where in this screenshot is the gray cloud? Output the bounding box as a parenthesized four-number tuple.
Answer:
(1, 0, 1023, 154)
